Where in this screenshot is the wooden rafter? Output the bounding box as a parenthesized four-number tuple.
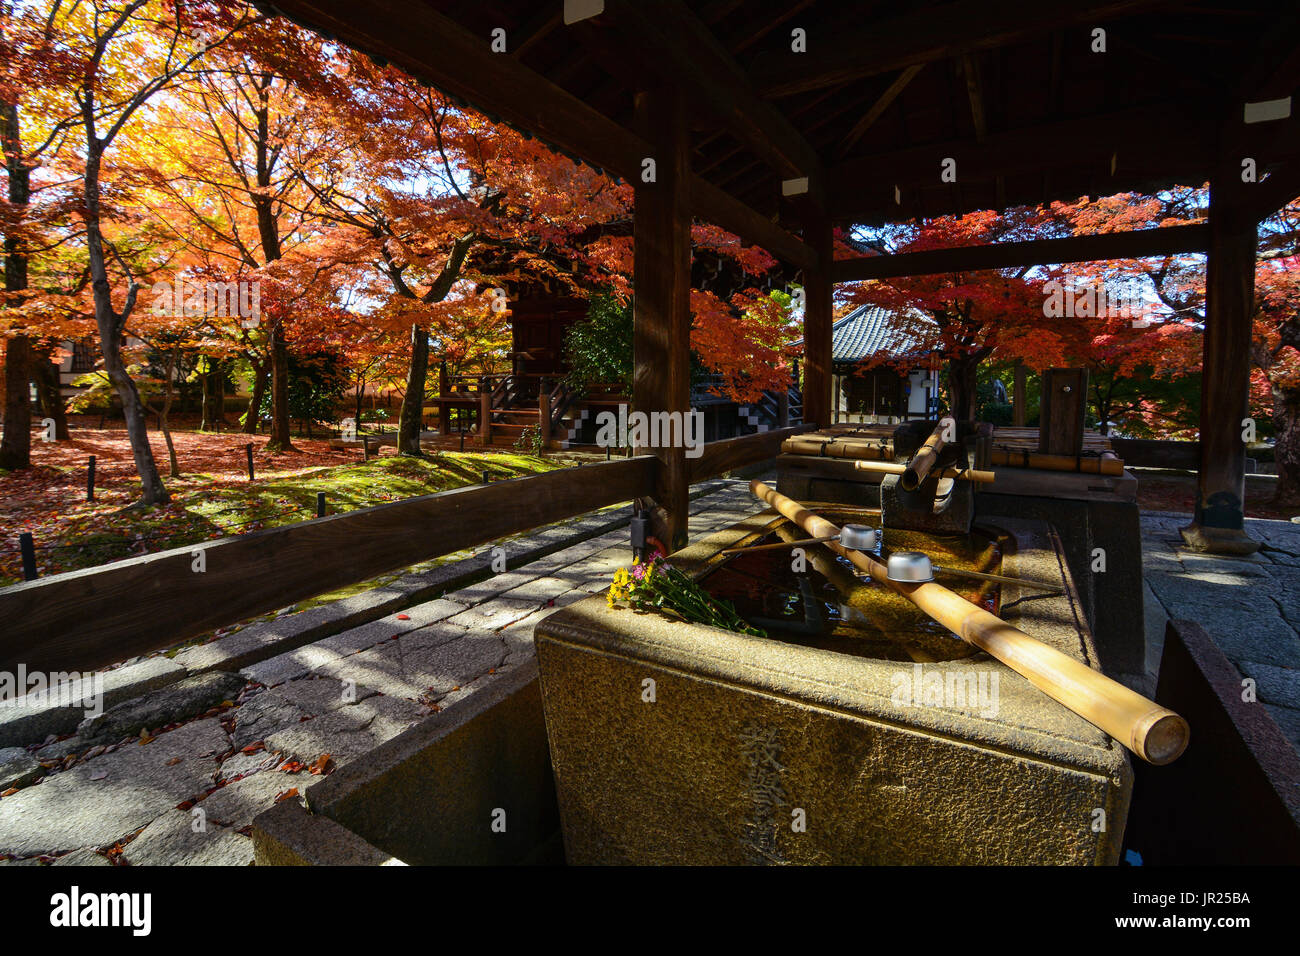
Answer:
(754, 0, 1180, 97)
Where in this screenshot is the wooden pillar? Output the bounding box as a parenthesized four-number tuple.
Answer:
(1013, 362, 1026, 427)
(633, 86, 691, 552)
(1181, 172, 1259, 554)
(539, 384, 552, 447)
(802, 209, 833, 428)
(479, 392, 492, 445)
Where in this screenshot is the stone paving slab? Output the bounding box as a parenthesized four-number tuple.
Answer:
(1141, 512, 1300, 753)
(0, 718, 229, 857)
(240, 599, 464, 687)
(122, 810, 252, 866)
(265, 694, 429, 766)
(0, 656, 186, 749)
(0, 746, 42, 790)
(51, 848, 112, 866)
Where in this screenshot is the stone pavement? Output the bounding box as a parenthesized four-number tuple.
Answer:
(1140, 511, 1300, 753)
(0, 480, 760, 866)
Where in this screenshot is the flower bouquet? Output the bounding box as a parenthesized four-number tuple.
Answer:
(607, 556, 766, 637)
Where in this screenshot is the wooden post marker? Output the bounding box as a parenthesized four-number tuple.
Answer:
(87, 455, 96, 502)
(246, 444, 255, 481)
(19, 533, 37, 582)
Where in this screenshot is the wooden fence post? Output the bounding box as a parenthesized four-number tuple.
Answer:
(19, 533, 37, 582)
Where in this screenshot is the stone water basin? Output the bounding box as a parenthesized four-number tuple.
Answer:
(534, 504, 1133, 865)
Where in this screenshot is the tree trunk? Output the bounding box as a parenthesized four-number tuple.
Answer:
(0, 335, 31, 468)
(398, 323, 429, 456)
(0, 99, 31, 470)
(105, 349, 168, 504)
(946, 354, 980, 423)
(33, 348, 70, 440)
(244, 359, 267, 433)
(1273, 381, 1300, 506)
(266, 323, 293, 451)
(84, 138, 168, 505)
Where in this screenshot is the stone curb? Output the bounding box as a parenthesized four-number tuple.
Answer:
(0, 657, 186, 749)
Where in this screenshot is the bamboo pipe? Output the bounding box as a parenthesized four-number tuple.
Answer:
(720, 534, 839, 554)
(902, 417, 955, 490)
(990, 448, 1125, 475)
(748, 480, 1189, 765)
(781, 438, 895, 461)
(930, 564, 1062, 594)
(854, 459, 996, 484)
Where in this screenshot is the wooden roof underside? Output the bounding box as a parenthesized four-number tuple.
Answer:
(264, 0, 1300, 267)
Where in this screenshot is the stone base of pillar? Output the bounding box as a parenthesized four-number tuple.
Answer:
(1179, 522, 1261, 555)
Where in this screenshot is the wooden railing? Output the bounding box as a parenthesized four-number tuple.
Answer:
(0, 426, 811, 673)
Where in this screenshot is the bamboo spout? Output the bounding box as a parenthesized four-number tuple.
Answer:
(748, 480, 1189, 765)
(854, 459, 995, 484)
(902, 417, 955, 490)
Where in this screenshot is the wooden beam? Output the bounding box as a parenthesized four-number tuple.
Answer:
(0, 458, 659, 673)
(690, 177, 818, 270)
(835, 65, 924, 159)
(832, 224, 1211, 281)
(829, 103, 1206, 216)
(755, 0, 1178, 96)
(687, 424, 816, 484)
(1180, 173, 1260, 555)
(272, 0, 644, 178)
(801, 208, 834, 427)
(633, 87, 692, 552)
(270, 0, 815, 268)
(1242, 161, 1300, 222)
(511, 8, 563, 60)
(602, 0, 824, 188)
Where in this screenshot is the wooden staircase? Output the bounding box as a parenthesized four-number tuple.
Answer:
(479, 376, 581, 449)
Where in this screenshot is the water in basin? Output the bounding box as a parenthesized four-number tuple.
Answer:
(698, 509, 1000, 662)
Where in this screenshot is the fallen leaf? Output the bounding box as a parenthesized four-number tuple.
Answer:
(396, 613, 410, 621)
(308, 753, 332, 775)
(241, 742, 265, 755)
(89, 769, 109, 781)
(274, 787, 299, 803)
(165, 756, 183, 766)
(1, 788, 17, 797)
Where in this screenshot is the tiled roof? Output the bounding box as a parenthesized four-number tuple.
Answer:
(796, 304, 936, 362)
